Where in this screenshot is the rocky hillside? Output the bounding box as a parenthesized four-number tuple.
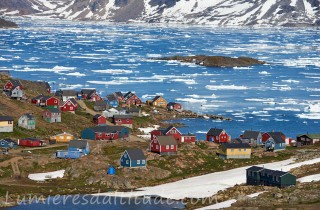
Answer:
(0, 0, 319, 26)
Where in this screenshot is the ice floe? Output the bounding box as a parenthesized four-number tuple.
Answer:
(28, 170, 65, 181)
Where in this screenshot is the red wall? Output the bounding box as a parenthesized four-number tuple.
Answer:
(95, 132, 119, 140)
(206, 133, 230, 143)
(46, 97, 59, 107)
(114, 118, 133, 126)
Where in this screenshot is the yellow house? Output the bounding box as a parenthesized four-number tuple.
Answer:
(219, 143, 251, 159)
(50, 132, 74, 143)
(0, 116, 13, 132)
(150, 96, 167, 108)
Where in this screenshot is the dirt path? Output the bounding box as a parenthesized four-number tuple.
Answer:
(11, 161, 20, 177)
(0, 157, 23, 167)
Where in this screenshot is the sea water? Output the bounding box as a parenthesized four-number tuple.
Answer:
(1, 18, 319, 140)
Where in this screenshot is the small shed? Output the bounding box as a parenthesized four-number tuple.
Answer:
(107, 166, 116, 175)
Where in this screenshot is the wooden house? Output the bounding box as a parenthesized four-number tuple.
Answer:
(120, 148, 146, 168)
(113, 115, 133, 128)
(3, 80, 22, 91)
(148, 96, 167, 108)
(42, 108, 61, 123)
(123, 91, 142, 106)
(50, 132, 74, 143)
(262, 132, 286, 144)
(150, 136, 178, 155)
(81, 125, 129, 140)
(5, 86, 24, 99)
(241, 130, 263, 146)
(102, 108, 120, 118)
(55, 140, 89, 159)
(113, 92, 124, 102)
(94, 101, 108, 111)
(87, 90, 101, 102)
(167, 102, 182, 111)
(18, 138, 45, 147)
(0, 138, 17, 149)
(218, 143, 251, 159)
(296, 134, 320, 145)
(106, 94, 119, 108)
(264, 132, 286, 151)
(80, 89, 95, 100)
(18, 113, 35, 130)
(0, 116, 13, 132)
(126, 108, 142, 117)
(206, 128, 230, 143)
(31, 94, 44, 105)
(39, 96, 60, 108)
(61, 90, 77, 101)
(180, 133, 196, 143)
(246, 166, 296, 188)
(150, 125, 182, 141)
(60, 98, 78, 113)
(93, 114, 107, 125)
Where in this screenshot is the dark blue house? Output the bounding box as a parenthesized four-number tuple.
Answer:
(120, 148, 146, 168)
(106, 94, 119, 108)
(265, 132, 286, 151)
(55, 140, 89, 159)
(0, 138, 18, 149)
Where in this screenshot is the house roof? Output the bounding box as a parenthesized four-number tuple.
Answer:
(113, 115, 132, 119)
(69, 140, 88, 149)
(10, 80, 22, 87)
(0, 138, 17, 144)
(21, 113, 35, 120)
(207, 128, 224, 136)
(151, 96, 163, 103)
(242, 130, 261, 139)
(167, 102, 180, 106)
(297, 134, 320, 139)
(268, 132, 285, 143)
(46, 108, 61, 113)
(246, 166, 264, 172)
(32, 94, 44, 100)
(0, 116, 13, 121)
(155, 136, 177, 145)
(62, 90, 77, 96)
(106, 94, 117, 101)
(94, 101, 108, 106)
(162, 125, 181, 135)
(222, 143, 251, 149)
(81, 89, 95, 95)
(125, 148, 146, 160)
(113, 92, 123, 97)
(89, 126, 124, 133)
(93, 114, 105, 120)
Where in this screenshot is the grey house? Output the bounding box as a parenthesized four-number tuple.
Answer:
(18, 113, 36, 130)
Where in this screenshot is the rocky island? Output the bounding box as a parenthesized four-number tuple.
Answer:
(156, 55, 265, 67)
(0, 18, 18, 28)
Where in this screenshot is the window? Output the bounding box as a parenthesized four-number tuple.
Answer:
(156, 145, 159, 150)
(231, 149, 234, 152)
(171, 145, 174, 149)
(244, 149, 246, 152)
(8, 121, 12, 124)
(98, 133, 102, 137)
(70, 107, 73, 110)
(124, 154, 127, 158)
(137, 160, 140, 164)
(126, 160, 129, 164)
(1, 142, 4, 145)
(67, 102, 71, 105)
(238, 149, 241, 152)
(142, 160, 145, 164)
(166, 145, 169, 149)
(54, 100, 57, 103)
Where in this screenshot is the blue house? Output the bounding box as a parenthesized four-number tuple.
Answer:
(106, 94, 119, 108)
(120, 148, 146, 168)
(265, 132, 286, 151)
(55, 140, 89, 159)
(0, 138, 18, 149)
(107, 166, 116, 175)
(241, 130, 263, 146)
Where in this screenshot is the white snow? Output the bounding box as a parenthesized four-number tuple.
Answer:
(93, 158, 320, 200)
(298, 174, 320, 183)
(28, 170, 65, 181)
(205, 85, 248, 90)
(196, 192, 265, 210)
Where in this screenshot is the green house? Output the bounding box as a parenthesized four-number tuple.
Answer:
(246, 166, 296, 188)
(18, 113, 35, 130)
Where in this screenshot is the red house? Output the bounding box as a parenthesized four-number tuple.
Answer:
(150, 125, 182, 141)
(180, 134, 196, 143)
(31, 94, 44, 105)
(123, 91, 142, 106)
(93, 114, 107, 125)
(60, 98, 78, 113)
(18, 138, 45, 147)
(4, 80, 22, 91)
(206, 128, 230, 143)
(113, 115, 133, 128)
(81, 126, 121, 140)
(40, 96, 59, 108)
(262, 132, 286, 143)
(150, 136, 178, 155)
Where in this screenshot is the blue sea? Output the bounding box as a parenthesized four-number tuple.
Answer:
(1, 18, 319, 142)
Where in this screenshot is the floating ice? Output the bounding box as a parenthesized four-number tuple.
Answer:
(205, 85, 248, 90)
